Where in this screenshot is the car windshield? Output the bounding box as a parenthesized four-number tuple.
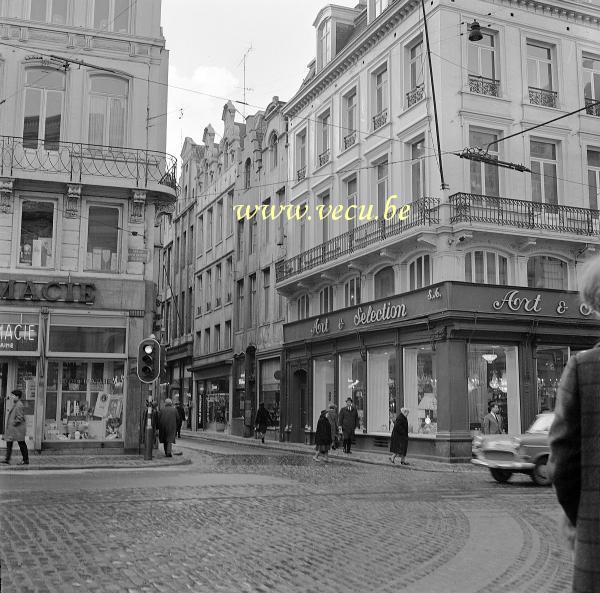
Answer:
(527, 413, 555, 434)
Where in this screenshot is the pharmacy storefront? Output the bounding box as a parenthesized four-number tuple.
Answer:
(281, 281, 600, 461)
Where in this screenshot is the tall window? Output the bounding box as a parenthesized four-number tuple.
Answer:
(583, 54, 600, 115)
(376, 159, 388, 218)
(249, 274, 257, 326)
(237, 220, 244, 260)
(527, 42, 556, 106)
(409, 40, 424, 91)
(88, 76, 128, 147)
(23, 68, 65, 149)
(237, 279, 245, 329)
(321, 194, 330, 243)
(343, 89, 357, 142)
(299, 203, 307, 253)
(374, 266, 395, 299)
(204, 328, 211, 353)
(269, 133, 278, 168)
(197, 215, 204, 256)
(216, 199, 223, 242)
(470, 130, 499, 196)
(374, 66, 388, 115)
(411, 139, 426, 199)
(319, 286, 334, 314)
(225, 321, 232, 349)
(262, 198, 271, 244)
(226, 257, 233, 302)
(226, 190, 234, 236)
(344, 277, 361, 307)
(346, 177, 357, 232)
(93, 0, 130, 33)
(297, 294, 310, 320)
(215, 264, 222, 306)
(468, 33, 498, 95)
(530, 140, 558, 204)
(527, 256, 567, 290)
(318, 111, 330, 162)
(409, 255, 431, 290)
(244, 158, 251, 189)
(263, 267, 271, 322)
(250, 217, 257, 254)
(296, 130, 307, 179)
(465, 251, 507, 285)
(374, 0, 388, 18)
(207, 208, 213, 249)
(319, 20, 331, 68)
(181, 231, 186, 268)
(214, 324, 221, 351)
(206, 269, 212, 308)
(86, 205, 120, 272)
(19, 200, 55, 268)
(189, 224, 194, 261)
(587, 149, 600, 210)
(30, 0, 68, 24)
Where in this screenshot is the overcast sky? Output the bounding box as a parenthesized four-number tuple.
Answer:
(161, 0, 356, 159)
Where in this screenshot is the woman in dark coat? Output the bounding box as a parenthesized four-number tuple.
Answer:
(390, 407, 409, 465)
(313, 410, 332, 462)
(254, 402, 270, 444)
(158, 399, 178, 457)
(175, 400, 185, 438)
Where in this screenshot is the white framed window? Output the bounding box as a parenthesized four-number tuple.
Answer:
(583, 54, 600, 116)
(216, 199, 223, 242)
(93, 0, 130, 33)
(374, 266, 395, 299)
(319, 286, 334, 314)
(23, 68, 65, 150)
(319, 20, 331, 68)
(465, 251, 508, 285)
(376, 158, 388, 218)
(297, 294, 310, 320)
(530, 139, 558, 204)
(249, 274, 257, 326)
(214, 324, 221, 351)
(373, 0, 388, 18)
(409, 40, 424, 90)
(85, 204, 121, 272)
(215, 264, 222, 307)
(320, 193, 330, 243)
(527, 256, 567, 290)
(587, 149, 600, 210)
(206, 269, 212, 309)
(262, 267, 271, 322)
(207, 208, 213, 249)
(317, 110, 330, 165)
(527, 41, 557, 107)
(346, 176, 357, 232)
(409, 254, 431, 290)
(410, 138, 426, 200)
(237, 280, 245, 329)
(17, 198, 57, 268)
(342, 87, 358, 149)
(88, 75, 128, 147)
(296, 130, 307, 179)
(468, 32, 499, 96)
(344, 276, 361, 307)
(469, 129, 499, 196)
(373, 65, 388, 116)
(30, 0, 68, 24)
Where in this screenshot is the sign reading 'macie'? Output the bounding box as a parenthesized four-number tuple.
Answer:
(0, 280, 95, 304)
(0, 323, 38, 351)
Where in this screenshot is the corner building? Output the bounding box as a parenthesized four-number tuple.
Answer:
(0, 1, 176, 452)
(277, 0, 600, 459)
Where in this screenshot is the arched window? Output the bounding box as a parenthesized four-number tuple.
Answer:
(319, 286, 333, 313)
(374, 266, 395, 299)
(244, 158, 251, 189)
(465, 251, 507, 285)
(297, 294, 310, 320)
(409, 254, 432, 290)
(88, 75, 128, 147)
(527, 256, 567, 289)
(270, 133, 278, 169)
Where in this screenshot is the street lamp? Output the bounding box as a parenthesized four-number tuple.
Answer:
(468, 20, 483, 42)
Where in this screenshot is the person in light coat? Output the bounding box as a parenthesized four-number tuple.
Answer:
(2, 389, 29, 465)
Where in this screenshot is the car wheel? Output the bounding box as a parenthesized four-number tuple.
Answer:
(490, 468, 513, 483)
(532, 456, 551, 486)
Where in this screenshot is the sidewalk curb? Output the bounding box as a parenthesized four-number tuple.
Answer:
(0, 457, 192, 472)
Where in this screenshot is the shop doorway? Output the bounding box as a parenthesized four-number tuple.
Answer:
(290, 369, 307, 442)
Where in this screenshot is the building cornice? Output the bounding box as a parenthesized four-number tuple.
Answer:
(482, 0, 600, 25)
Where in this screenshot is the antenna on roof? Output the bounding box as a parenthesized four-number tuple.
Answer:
(238, 45, 254, 118)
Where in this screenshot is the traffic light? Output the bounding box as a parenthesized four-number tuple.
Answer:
(137, 337, 161, 383)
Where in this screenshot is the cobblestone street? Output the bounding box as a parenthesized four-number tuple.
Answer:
(0, 439, 573, 593)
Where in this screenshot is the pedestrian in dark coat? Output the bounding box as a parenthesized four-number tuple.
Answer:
(338, 397, 359, 454)
(390, 407, 410, 465)
(175, 400, 185, 438)
(255, 402, 270, 444)
(2, 389, 28, 465)
(313, 410, 332, 462)
(141, 400, 158, 446)
(548, 257, 600, 593)
(326, 404, 339, 450)
(158, 398, 178, 457)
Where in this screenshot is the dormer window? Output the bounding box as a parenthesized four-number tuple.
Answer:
(319, 20, 332, 69)
(374, 0, 389, 18)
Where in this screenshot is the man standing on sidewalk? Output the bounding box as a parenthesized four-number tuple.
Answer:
(2, 390, 29, 465)
(338, 397, 359, 454)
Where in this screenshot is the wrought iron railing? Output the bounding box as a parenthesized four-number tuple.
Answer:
(343, 130, 357, 149)
(406, 84, 425, 107)
(468, 75, 500, 97)
(449, 192, 600, 235)
(275, 197, 440, 282)
(372, 108, 388, 130)
(318, 149, 330, 167)
(297, 165, 307, 182)
(528, 87, 558, 108)
(585, 97, 600, 117)
(0, 135, 177, 191)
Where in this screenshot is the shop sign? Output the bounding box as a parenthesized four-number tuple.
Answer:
(0, 323, 38, 351)
(310, 317, 329, 335)
(354, 302, 407, 326)
(492, 289, 594, 318)
(128, 248, 148, 263)
(0, 280, 95, 304)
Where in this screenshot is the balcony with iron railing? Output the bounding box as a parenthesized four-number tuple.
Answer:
(343, 130, 357, 149)
(468, 75, 500, 97)
(297, 165, 307, 182)
(372, 108, 388, 131)
(276, 197, 440, 282)
(450, 192, 600, 236)
(318, 149, 330, 167)
(0, 135, 177, 198)
(528, 87, 558, 108)
(406, 84, 425, 108)
(585, 97, 600, 117)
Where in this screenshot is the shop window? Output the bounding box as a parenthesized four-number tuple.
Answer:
(13, 360, 37, 439)
(465, 250, 508, 285)
(374, 266, 394, 299)
(312, 357, 335, 430)
(86, 205, 120, 272)
(344, 276, 361, 307)
(88, 75, 128, 147)
(297, 294, 309, 320)
(49, 326, 126, 354)
(467, 344, 519, 434)
(527, 255, 567, 289)
(260, 358, 281, 429)
(23, 67, 65, 150)
(367, 347, 396, 432)
(206, 378, 229, 427)
(18, 199, 55, 268)
(409, 254, 431, 290)
(30, 0, 68, 23)
(319, 285, 333, 314)
(44, 360, 125, 442)
(93, 0, 130, 33)
(339, 351, 366, 431)
(403, 346, 437, 435)
(535, 346, 568, 414)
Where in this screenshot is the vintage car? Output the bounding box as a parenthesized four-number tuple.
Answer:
(471, 412, 554, 486)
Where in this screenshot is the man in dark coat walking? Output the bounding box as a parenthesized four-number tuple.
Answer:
(338, 397, 359, 454)
(1, 389, 28, 465)
(158, 398, 178, 457)
(389, 407, 410, 465)
(174, 399, 185, 438)
(255, 402, 270, 444)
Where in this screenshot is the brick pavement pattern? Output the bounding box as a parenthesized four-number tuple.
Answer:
(0, 439, 574, 593)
